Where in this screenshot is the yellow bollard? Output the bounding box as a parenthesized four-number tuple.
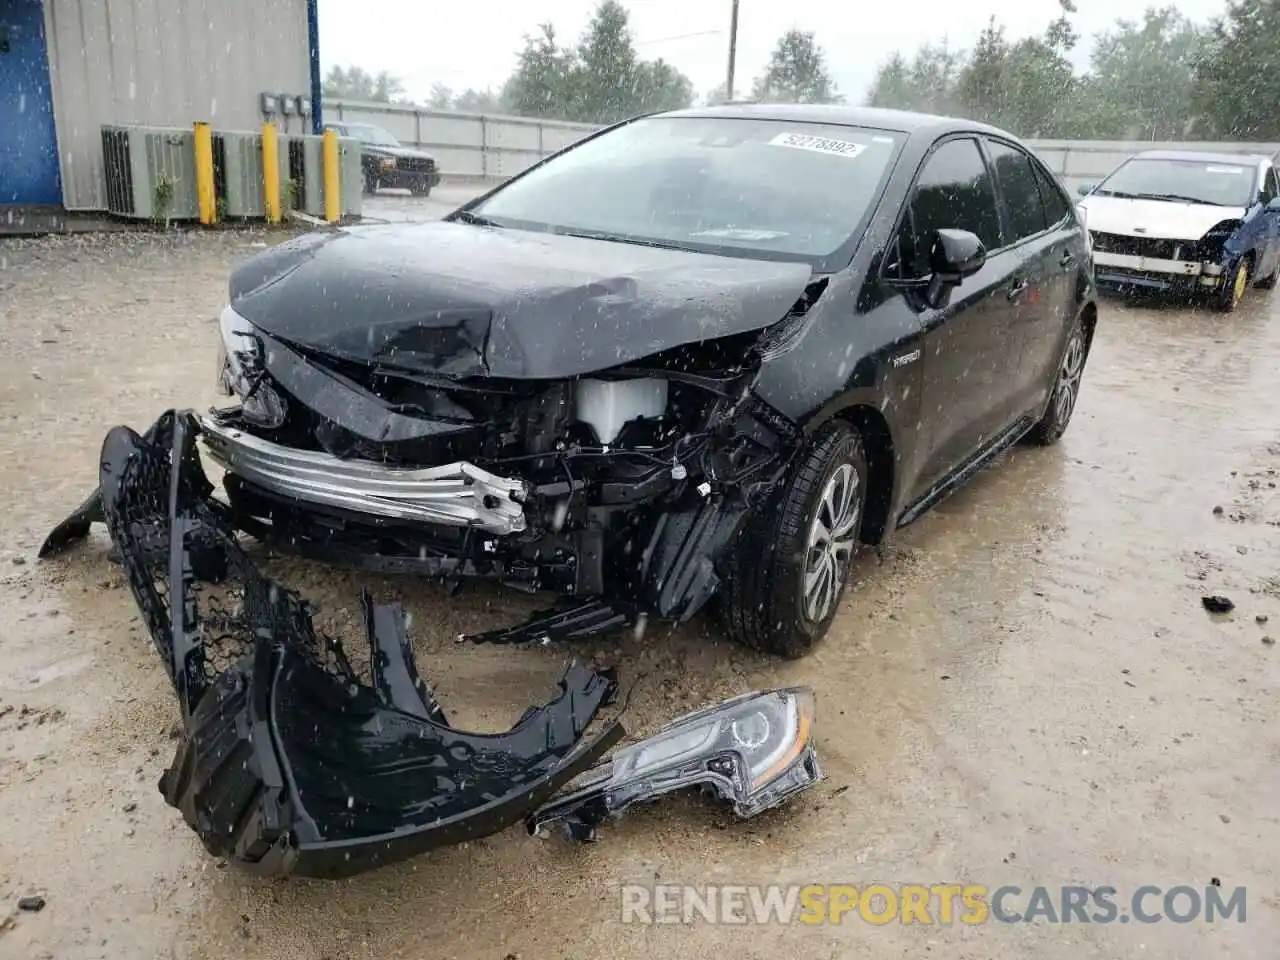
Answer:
(322, 128, 341, 223)
(194, 121, 216, 225)
(262, 122, 282, 224)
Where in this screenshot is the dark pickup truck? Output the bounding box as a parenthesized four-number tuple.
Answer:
(325, 121, 442, 197)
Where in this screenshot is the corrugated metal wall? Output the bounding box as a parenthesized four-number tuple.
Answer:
(43, 0, 311, 210)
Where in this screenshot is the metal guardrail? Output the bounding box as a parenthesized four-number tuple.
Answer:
(326, 99, 596, 180)
(326, 99, 1280, 191)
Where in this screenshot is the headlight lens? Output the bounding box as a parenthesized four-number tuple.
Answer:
(611, 687, 814, 789)
(528, 687, 822, 839)
(379, 157, 396, 171)
(216, 305, 286, 428)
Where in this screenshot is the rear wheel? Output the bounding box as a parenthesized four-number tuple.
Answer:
(721, 421, 868, 659)
(1026, 315, 1089, 446)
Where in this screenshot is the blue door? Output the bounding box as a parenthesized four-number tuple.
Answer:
(0, 0, 61, 205)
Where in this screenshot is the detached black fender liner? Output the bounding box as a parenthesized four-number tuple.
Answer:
(80, 409, 624, 879)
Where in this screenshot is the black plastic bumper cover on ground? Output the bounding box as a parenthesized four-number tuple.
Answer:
(80, 409, 624, 879)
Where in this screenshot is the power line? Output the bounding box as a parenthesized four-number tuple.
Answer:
(634, 29, 724, 45)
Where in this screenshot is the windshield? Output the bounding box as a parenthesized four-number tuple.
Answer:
(349, 125, 401, 147)
(1093, 157, 1256, 207)
(467, 116, 905, 262)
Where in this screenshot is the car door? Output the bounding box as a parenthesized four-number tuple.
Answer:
(1255, 164, 1280, 280)
(983, 138, 1085, 420)
(1022, 157, 1087, 410)
(892, 136, 1020, 500)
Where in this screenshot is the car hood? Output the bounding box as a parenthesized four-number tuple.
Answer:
(363, 144, 435, 161)
(227, 222, 815, 379)
(1079, 195, 1247, 241)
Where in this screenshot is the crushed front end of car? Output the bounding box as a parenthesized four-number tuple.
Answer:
(194, 290, 817, 644)
(79, 411, 626, 879)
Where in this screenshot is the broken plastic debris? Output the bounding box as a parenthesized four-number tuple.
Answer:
(41, 412, 624, 879)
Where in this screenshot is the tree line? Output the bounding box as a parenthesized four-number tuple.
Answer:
(867, 0, 1280, 141)
(324, 0, 840, 124)
(323, 0, 1280, 142)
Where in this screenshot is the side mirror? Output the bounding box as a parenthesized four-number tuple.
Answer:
(925, 229, 986, 309)
(1077, 183, 1095, 197)
(1266, 196, 1280, 213)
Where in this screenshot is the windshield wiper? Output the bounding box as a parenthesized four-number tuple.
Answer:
(451, 210, 502, 227)
(1132, 192, 1217, 205)
(555, 228, 696, 252)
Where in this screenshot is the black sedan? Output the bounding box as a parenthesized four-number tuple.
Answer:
(54, 104, 1097, 660)
(325, 121, 441, 196)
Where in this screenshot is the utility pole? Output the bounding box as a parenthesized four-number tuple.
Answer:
(725, 0, 739, 101)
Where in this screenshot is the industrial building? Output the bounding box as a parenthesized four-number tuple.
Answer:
(0, 0, 322, 212)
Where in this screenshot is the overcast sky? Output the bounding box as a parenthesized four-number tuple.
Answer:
(318, 0, 1228, 107)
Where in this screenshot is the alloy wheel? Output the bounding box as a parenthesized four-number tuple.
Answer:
(1054, 327, 1087, 426)
(802, 463, 861, 622)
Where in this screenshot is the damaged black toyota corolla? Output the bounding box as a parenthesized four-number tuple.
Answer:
(49, 104, 1095, 660)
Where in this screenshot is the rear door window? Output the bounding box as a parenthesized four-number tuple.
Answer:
(1032, 162, 1072, 226)
(986, 139, 1049, 244)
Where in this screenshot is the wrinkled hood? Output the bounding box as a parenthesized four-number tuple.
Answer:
(228, 221, 814, 379)
(1079, 195, 1247, 241)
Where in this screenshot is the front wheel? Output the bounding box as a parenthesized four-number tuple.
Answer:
(1026, 316, 1089, 446)
(363, 171, 379, 196)
(409, 182, 433, 198)
(1215, 258, 1249, 312)
(721, 422, 868, 659)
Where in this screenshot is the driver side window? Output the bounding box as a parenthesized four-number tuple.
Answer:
(1264, 167, 1280, 204)
(889, 138, 1002, 281)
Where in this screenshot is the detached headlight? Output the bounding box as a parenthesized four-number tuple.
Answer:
(216, 305, 286, 428)
(527, 687, 822, 841)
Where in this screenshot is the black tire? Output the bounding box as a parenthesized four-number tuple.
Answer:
(409, 182, 433, 198)
(721, 421, 868, 659)
(1026, 314, 1089, 446)
(1215, 257, 1249, 312)
(363, 171, 379, 196)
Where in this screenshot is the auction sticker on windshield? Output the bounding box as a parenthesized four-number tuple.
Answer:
(769, 132, 866, 159)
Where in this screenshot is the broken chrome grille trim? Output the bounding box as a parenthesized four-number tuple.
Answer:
(198, 415, 529, 535)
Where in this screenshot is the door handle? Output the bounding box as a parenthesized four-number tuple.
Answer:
(1007, 278, 1030, 300)
(1058, 251, 1076, 268)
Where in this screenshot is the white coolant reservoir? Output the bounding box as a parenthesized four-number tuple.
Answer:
(574, 378, 669, 444)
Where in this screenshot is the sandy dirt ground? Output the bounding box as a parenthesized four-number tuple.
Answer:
(1, 189, 1278, 959)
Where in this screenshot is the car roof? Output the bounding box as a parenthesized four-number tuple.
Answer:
(1130, 149, 1269, 166)
(654, 102, 1016, 140)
